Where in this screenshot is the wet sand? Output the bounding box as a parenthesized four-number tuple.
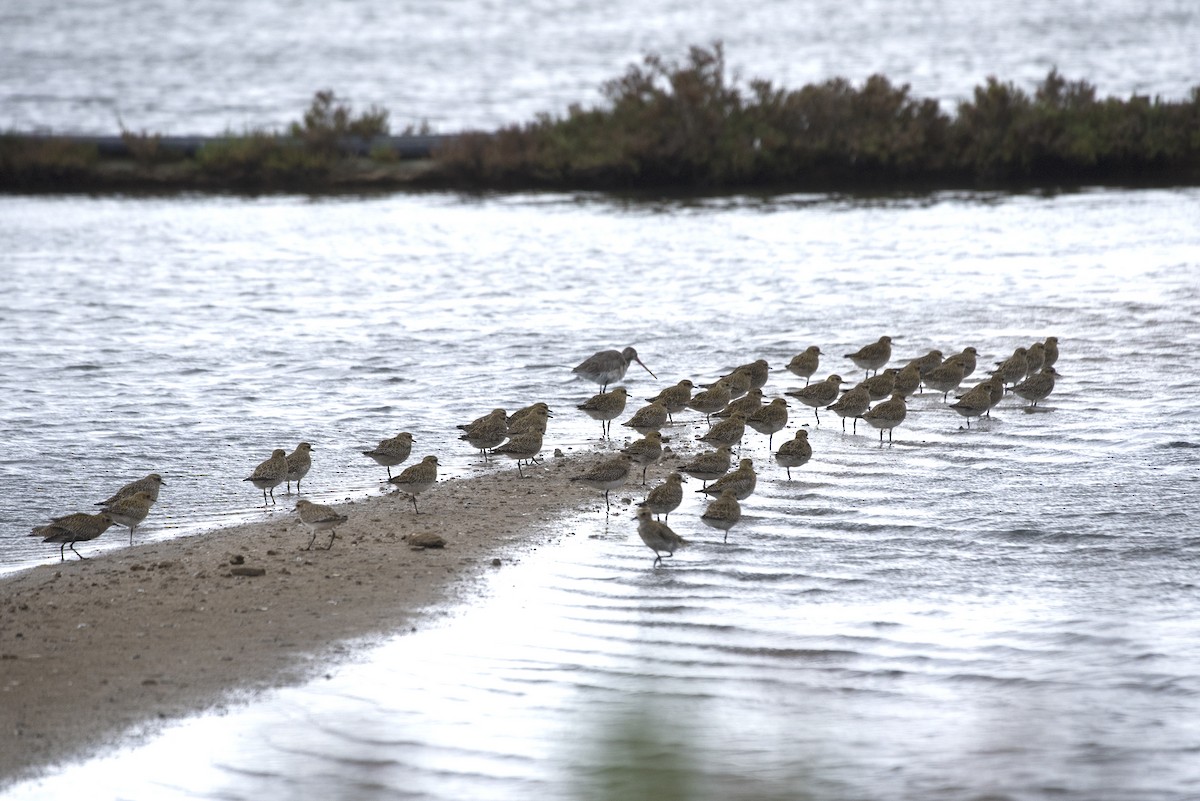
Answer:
(0, 450, 629, 788)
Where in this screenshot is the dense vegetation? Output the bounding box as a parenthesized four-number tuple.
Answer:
(3, 44, 1198, 193)
(434, 44, 1200, 191)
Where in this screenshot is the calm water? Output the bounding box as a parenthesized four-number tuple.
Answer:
(1, 0, 1197, 135)
(4, 188, 1200, 801)
(4, 1, 1200, 799)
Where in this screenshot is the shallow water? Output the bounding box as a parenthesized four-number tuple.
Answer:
(3, 188, 1200, 800)
(4, 0, 1200, 796)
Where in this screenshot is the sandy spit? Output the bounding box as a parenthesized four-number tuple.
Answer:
(0, 449, 633, 788)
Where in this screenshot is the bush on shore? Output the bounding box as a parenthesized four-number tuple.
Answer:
(431, 43, 1200, 191)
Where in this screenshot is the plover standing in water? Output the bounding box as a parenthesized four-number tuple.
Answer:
(100, 490, 156, 545)
(578, 386, 629, 438)
(746, 397, 789, 448)
(622, 401, 669, 434)
(679, 445, 734, 488)
(635, 506, 689, 567)
(701, 489, 742, 543)
(785, 374, 844, 424)
(844, 336, 893, 378)
(244, 449, 288, 506)
(95, 473, 164, 507)
(698, 458, 757, 501)
(1012, 366, 1060, 408)
(641, 472, 686, 521)
(285, 442, 313, 493)
(827, 383, 871, 433)
(363, 432, 414, 479)
(646, 379, 694, 422)
(863, 394, 908, 444)
(775, 430, 813, 479)
(30, 512, 115, 560)
(786, 346, 822, 385)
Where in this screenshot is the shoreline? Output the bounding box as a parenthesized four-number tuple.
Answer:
(0, 449, 622, 789)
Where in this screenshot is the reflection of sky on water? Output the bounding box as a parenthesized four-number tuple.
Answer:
(3, 188, 1200, 799)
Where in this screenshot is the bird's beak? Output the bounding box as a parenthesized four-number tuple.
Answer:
(635, 357, 657, 379)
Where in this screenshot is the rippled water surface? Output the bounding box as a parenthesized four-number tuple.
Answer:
(1, 0, 1197, 134)
(4, 0, 1200, 798)
(3, 188, 1200, 800)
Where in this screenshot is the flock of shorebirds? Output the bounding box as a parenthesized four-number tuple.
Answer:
(28, 336, 1060, 566)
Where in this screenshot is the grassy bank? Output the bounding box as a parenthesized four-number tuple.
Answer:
(4, 45, 1199, 194)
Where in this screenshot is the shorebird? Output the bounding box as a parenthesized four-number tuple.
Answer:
(573, 346, 656, 392)
(949, 381, 994, 427)
(786, 346, 822, 385)
(698, 457, 756, 501)
(635, 505, 689, 567)
(785, 374, 844, 424)
(646, 379, 694, 422)
(578, 386, 629, 438)
(571, 454, 633, 512)
(95, 473, 165, 508)
(388, 455, 439, 513)
(679, 445, 733, 487)
(983, 374, 1006, 413)
(861, 369, 897, 401)
(622, 401, 669, 434)
(458, 408, 507, 434)
(712, 367, 752, 400)
(924, 357, 966, 402)
(827, 382, 871, 433)
(892, 363, 922, 398)
(714, 387, 764, 420)
(953, 346, 980, 379)
(862, 393, 907, 444)
(506, 406, 552, 435)
(285, 442, 313, 493)
(1042, 336, 1059, 368)
(30, 512, 115, 560)
(244, 449, 288, 506)
(458, 409, 509, 458)
(734, 359, 770, 391)
(992, 347, 1029, 387)
(507, 402, 552, 429)
(701, 489, 742, 543)
(100, 490, 155, 545)
(844, 336, 893, 377)
(295, 499, 349, 550)
(491, 430, 544, 477)
(363, 432, 415, 479)
(1012, 366, 1060, 408)
(699, 412, 747, 451)
(641, 472, 686, 521)
(746, 397, 788, 448)
(621, 430, 664, 484)
(1024, 342, 1046, 377)
(774, 430, 813, 479)
(688, 380, 732, 424)
(906, 349, 945, 388)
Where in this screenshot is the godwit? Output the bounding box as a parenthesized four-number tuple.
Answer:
(573, 346, 656, 392)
